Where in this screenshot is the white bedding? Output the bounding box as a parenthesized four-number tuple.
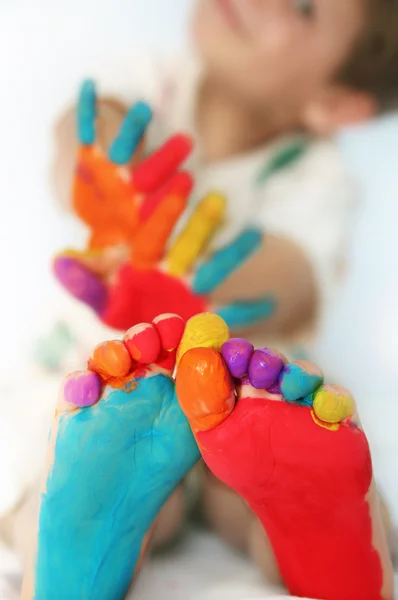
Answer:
(0, 529, 304, 600)
(1, 529, 397, 599)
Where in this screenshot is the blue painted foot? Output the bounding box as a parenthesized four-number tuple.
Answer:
(31, 326, 199, 600)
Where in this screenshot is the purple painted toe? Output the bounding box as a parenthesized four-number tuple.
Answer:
(64, 371, 101, 408)
(248, 348, 284, 390)
(53, 256, 108, 314)
(221, 338, 254, 379)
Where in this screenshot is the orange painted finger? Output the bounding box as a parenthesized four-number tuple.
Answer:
(176, 347, 235, 433)
(132, 177, 192, 267)
(74, 146, 139, 248)
(166, 192, 226, 277)
(139, 171, 193, 223)
(132, 134, 193, 193)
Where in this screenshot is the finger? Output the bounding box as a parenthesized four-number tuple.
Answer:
(108, 101, 152, 165)
(166, 193, 226, 277)
(77, 79, 97, 145)
(215, 297, 276, 331)
(192, 228, 263, 295)
(53, 255, 108, 315)
(132, 134, 192, 193)
(132, 174, 193, 268)
(139, 171, 193, 223)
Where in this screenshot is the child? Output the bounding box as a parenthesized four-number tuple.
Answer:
(2, 0, 398, 590)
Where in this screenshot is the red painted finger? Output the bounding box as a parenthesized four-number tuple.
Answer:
(132, 134, 193, 193)
(138, 171, 193, 223)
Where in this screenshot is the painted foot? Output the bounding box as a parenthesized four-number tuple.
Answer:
(23, 314, 201, 600)
(176, 337, 394, 600)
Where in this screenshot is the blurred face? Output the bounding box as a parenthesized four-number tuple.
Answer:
(192, 0, 364, 111)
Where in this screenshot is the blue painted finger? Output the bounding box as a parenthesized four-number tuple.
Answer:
(77, 79, 97, 145)
(108, 101, 153, 165)
(192, 229, 263, 295)
(216, 297, 276, 331)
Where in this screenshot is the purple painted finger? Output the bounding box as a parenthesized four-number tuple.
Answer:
(248, 348, 284, 390)
(53, 256, 108, 314)
(63, 371, 101, 408)
(221, 338, 254, 379)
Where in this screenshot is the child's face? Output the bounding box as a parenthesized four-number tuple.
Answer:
(193, 0, 364, 113)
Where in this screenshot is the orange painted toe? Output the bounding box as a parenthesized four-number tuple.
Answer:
(89, 340, 133, 379)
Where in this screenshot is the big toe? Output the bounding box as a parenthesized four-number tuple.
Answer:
(175, 313, 233, 432)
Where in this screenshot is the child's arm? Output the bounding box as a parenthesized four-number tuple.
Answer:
(210, 145, 357, 337)
(211, 234, 317, 336)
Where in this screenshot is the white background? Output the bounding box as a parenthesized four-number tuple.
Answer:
(0, 0, 397, 519)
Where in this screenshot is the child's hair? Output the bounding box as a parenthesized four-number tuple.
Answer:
(339, 0, 398, 111)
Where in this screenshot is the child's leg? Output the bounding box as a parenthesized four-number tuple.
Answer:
(176, 342, 395, 600)
(22, 315, 201, 600)
(202, 476, 283, 584)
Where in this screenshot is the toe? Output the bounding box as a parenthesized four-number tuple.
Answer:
(221, 338, 254, 379)
(176, 348, 235, 432)
(123, 323, 161, 364)
(153, 314, 185, 352)
(279, 360, 324, 404)
(312, 384, 356, 427)
(176, 313, 229, 365)
(63, 370, 101, 409)
(89, 340, 133, 380)
(248, 348, 285, 390)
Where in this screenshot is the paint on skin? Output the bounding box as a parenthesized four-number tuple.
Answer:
(53, 256, 108, 315)
(196, 398, 382, 600)
(216, 297, 275, 330)
(64, 372, 101, 408)
(77, 79, 96, 145)
(34, 375, 199, 600)
(124, 323, 161, 364)
(221, 338, 254, 379)
(175, 342, 384, 600)
(108, 102, 153, 165)
(133, 135, 192, 193)
(248, 348, 284, 390)
(139, 172, 193, 223)
(102, 265, 208, 330)
(176, 348, 235, 432)
(166, 193, 227, 278)
(153, 314, 185, 352)
(279, 364, 323, 403)
(192, 228, 263, 295)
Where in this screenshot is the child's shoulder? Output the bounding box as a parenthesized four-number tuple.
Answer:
(291, 137, 351, 183)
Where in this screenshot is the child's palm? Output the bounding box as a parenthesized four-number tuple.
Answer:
(54, 81, 275, 331)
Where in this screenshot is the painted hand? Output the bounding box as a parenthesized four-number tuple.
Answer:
(53, 81, 275, 331)
(70, 79, 193, 250)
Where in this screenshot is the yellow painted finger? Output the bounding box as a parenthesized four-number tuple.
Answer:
(166, 193, 226, 277)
